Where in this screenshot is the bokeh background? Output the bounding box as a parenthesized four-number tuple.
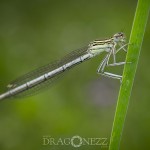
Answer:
(0, 0, 150, 149)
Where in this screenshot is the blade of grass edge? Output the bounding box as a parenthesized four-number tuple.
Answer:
(109, 0, 150, 150)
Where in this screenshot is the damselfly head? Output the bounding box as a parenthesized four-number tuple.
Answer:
(113, 32, 126, 43)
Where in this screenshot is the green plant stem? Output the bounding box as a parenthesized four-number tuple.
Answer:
(109, 0, 150, 150)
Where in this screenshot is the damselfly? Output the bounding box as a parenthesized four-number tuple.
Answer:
(0, 32, 128, 100)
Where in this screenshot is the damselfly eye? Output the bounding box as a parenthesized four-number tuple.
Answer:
(113, 32, 125, 42)
(114, 32, 123, 38)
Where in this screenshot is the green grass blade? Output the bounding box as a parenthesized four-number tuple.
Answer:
(109, 0, 150, 150)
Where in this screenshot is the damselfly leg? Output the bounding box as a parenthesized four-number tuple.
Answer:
(97, 43, 128, 81)
(116, 43, 129, 53)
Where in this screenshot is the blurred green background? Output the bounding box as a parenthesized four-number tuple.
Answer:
(0, 0, 150, 149)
